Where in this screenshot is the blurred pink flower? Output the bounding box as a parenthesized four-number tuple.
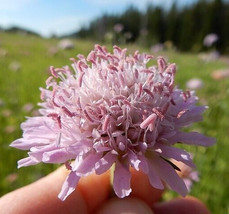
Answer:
(11, 45, 215, 200)
(22, 103, 34, 112)
(5, 173, 19, 184)
(203, 33, 218, 47)
(5, 125, 16, 134)
(2, 109, 12, 117)
(150, 43, 164, 53)
(58, 39, 75, 50)
(113, 23, 124, 33)
(9, 61, 21, 72)
(186, 78, 203, 90)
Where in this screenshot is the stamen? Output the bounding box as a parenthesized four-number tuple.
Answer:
(140, 113, 157, 129)
(83, 109, 94, 122)
(62, 106, 76, 117)
(152, 108, 164, 120)
(52, 89, 60, 107)
(78, 72, 85, 87)
(102, 114, 110, 131)
(50, 66, 58, 78)
(87, 51, 96, 64)
(137, 83, 143, 97)
(157, 57, 167, 72)
(65, 161, 72, 170)
(118, 142, 126, 151)
(177, 109, 189, 118)
(143, 88, 154, 99)
(165, 63, 176, 74)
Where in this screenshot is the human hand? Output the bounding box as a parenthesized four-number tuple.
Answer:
(0, 167, 210, 214)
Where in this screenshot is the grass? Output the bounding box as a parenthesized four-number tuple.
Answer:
(0, 32, 228, 214)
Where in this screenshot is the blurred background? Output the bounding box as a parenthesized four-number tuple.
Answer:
(0, 0, 228, 213)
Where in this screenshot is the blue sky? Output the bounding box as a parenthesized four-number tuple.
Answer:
(0, 0, 197, 37)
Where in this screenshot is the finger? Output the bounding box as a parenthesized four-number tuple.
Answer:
(77, 168, 110, 212)
(0, 167, 87, 214)
(0, 166, 110, 214)
(97, 198, 154, 214)
(130, 168, 164, 205)
(152, 196, 210, 214)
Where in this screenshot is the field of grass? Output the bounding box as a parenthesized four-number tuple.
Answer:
(0, 32, 228, 214)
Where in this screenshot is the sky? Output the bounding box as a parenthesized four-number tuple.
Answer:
(0, 0, 198, 37)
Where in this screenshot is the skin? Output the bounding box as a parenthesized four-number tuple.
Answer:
(0, 167, 210, 214)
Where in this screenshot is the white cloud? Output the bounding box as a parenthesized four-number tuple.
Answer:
(0, 0, 36, 11)
(33, 15, 91, 37)
(0, 14, 88, 37)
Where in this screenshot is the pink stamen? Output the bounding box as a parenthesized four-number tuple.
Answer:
(157, 57, 167, 72)
(177, 109, 189, 118)
(46, 76, 54, 86)
(137, 83, 143, 97)
(50, 66, 58, 78)
(87, 51, 96, 64)
(83, 109, 94, 122)
(152, 108, 164, 120)
(52, 89, 60, 107)
(143, 88, 154, 99)
(165, 63, 176, 74)
(62, 106, 76, 117)
(118, 72, 125, 87)
(65, 161, 72, 170)
(95, 44, 107, 55)
(140, 113, 157, 129)
(113, 45, 122, 54)
(108, 64, 118, 72)
(118, 142, 126, 151)
(102, 114, 110, 131)
(78, 72, 85, 87)
(141, 69, 152, 74)
(77, 54, 85, 60)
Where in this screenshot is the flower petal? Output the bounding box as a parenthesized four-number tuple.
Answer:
(128, 150, 141, 171)
(152, 156, 188, 196)
(18, 157, 38, 168)
(10, 138, 48, 150)
(28, 144, 57, 162)
(138, 155, 149, 174)
(95, 152, 116, 175)
(42, 149, 75, 163)
(168, 131, 216, 147)
(147, 158, 164, 189)
(113, 161, 132, 198)
(58, 171, 80, 201)
(74, 152, 102, 176)
(156, 144, 195, 168)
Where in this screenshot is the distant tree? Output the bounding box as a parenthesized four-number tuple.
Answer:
(221, 2, 229, 52)
(207, 0, 226, 51)
(146, 5, 165, 44)
(119, 6, 142, 42)
(166, 3, 179, 44)
(5, 26, 40, 37)
(71, 0, 229, 53)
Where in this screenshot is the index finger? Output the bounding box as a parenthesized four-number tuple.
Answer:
(0, 166, 110, 214)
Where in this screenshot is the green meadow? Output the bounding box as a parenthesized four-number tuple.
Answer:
(0, 32, 228, 214)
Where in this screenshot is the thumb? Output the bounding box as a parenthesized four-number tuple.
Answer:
(97, 198, 154, 214)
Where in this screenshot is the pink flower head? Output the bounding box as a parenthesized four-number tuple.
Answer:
(11, 45, 215, 200)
